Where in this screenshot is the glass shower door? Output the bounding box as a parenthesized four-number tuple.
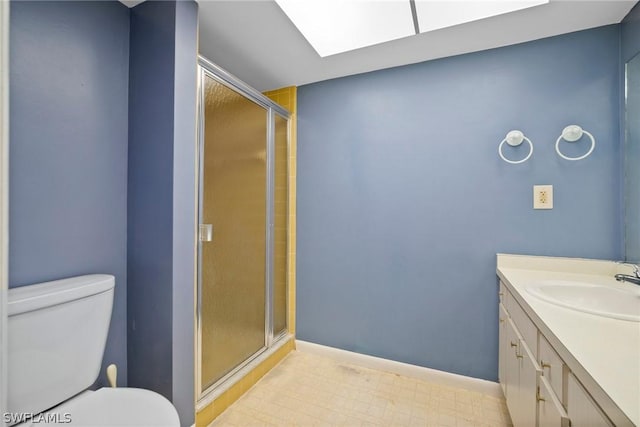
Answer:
(199, 73, 268, 391)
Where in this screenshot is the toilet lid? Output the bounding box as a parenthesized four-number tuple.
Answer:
(17, 388, 180, 426)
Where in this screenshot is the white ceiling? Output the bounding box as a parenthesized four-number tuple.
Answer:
(119, 0, 144, 8)
(197, 1, 637, 92)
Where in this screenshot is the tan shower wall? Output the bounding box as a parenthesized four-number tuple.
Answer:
(273, 114, 288, 334)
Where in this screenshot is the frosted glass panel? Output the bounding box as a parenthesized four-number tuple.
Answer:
(200, 75, 267, 390)
(273, 114, 288, 335)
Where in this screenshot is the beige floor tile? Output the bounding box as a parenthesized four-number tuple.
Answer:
(210, 351, 512, 427)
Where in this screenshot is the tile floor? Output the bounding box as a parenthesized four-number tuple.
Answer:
(211, 351, 512, 426)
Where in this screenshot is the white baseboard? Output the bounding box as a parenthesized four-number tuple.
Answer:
(295, 340, 503, 398)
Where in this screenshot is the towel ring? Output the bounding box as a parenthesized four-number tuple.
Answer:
(499, 130, 533, 164)
(555, 125, 595, 161)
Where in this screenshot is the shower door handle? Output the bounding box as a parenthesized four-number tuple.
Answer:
(199, 224, 213, 242)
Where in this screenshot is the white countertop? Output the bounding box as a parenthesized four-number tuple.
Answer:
(496, 254, 640, 426)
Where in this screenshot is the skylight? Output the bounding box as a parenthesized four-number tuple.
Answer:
(274, 0, 549, 58)
(274, 0, 416, 57)
(415, 1, 549, 34)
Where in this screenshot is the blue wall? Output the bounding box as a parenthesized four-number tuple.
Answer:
(297, 26, 622, 381)
(127, 0, 176, 399)
(622, 3, 640, 263)
(622, 2, 640, 63)
(9, 0, 130, 386)
(171, 2, 198, 424)
(128, 2, 197, 425)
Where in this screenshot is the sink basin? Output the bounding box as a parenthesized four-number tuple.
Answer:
(526, 280, 640, 322)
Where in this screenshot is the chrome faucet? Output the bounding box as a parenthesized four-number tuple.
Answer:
(614, 262, 640, 286)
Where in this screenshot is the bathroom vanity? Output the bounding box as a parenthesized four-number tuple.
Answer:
(496, 254, 639, 427)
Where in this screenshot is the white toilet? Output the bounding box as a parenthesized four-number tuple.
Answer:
(8, 274, 180, 426)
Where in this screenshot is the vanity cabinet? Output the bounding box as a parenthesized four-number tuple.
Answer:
(498, 282, 615, 427)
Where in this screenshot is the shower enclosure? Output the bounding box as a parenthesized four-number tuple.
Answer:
(196, 57, 290, 401)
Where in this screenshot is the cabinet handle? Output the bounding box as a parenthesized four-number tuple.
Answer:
(499, 292, 504, 296)
(499, 318, 505, 323)
(540, 360, 551, 369)
(536, 387, 546, 402)
(510, 341, 518, 348)
(516, 353, 523, 359)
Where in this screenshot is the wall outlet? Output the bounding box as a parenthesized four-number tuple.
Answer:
(534, 185, 553, 209)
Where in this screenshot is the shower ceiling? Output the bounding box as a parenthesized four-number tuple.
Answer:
(196, 0, 637, 91)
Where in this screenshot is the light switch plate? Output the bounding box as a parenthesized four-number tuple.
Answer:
(534, 185, 553, 209)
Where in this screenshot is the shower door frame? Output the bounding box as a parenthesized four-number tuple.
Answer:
(195, 56, 290, 403)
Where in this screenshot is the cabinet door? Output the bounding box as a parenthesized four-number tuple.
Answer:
(505, 318, 521, 420)
(539, 376, 570, 427)
(515, 341, 542, 427)
(499, 303, 509, 395)
(567, 374, 613, 427)
(539, 334, 564, 404)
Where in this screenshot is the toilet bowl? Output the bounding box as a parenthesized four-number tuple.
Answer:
(8, 275, 180, 427)
(15, 389, 179, 426)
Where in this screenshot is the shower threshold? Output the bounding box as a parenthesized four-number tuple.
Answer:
(196, 332, 293, 411)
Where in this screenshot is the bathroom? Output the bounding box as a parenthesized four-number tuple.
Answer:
(0, 0, 638, 426)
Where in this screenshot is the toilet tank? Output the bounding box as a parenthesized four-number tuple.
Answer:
(7, 275, 115, 416)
